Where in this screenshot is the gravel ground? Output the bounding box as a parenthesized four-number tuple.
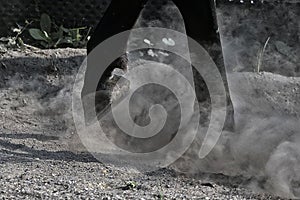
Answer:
(0, 47, 291, 199)
(0, 156, 282, 200)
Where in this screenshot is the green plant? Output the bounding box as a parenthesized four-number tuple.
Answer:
(29, 13, 90, 48)
(124, 181, 137, 190)
(117, 180, 140, 190)
(256, 36, 271, 73)
(0, 20, 33, 48)
(158, 191, 164, 200)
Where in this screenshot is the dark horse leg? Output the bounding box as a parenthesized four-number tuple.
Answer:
(83, 0, 147, 117)
(84, 0, 234, 130)
(172, 0, 235, 130)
